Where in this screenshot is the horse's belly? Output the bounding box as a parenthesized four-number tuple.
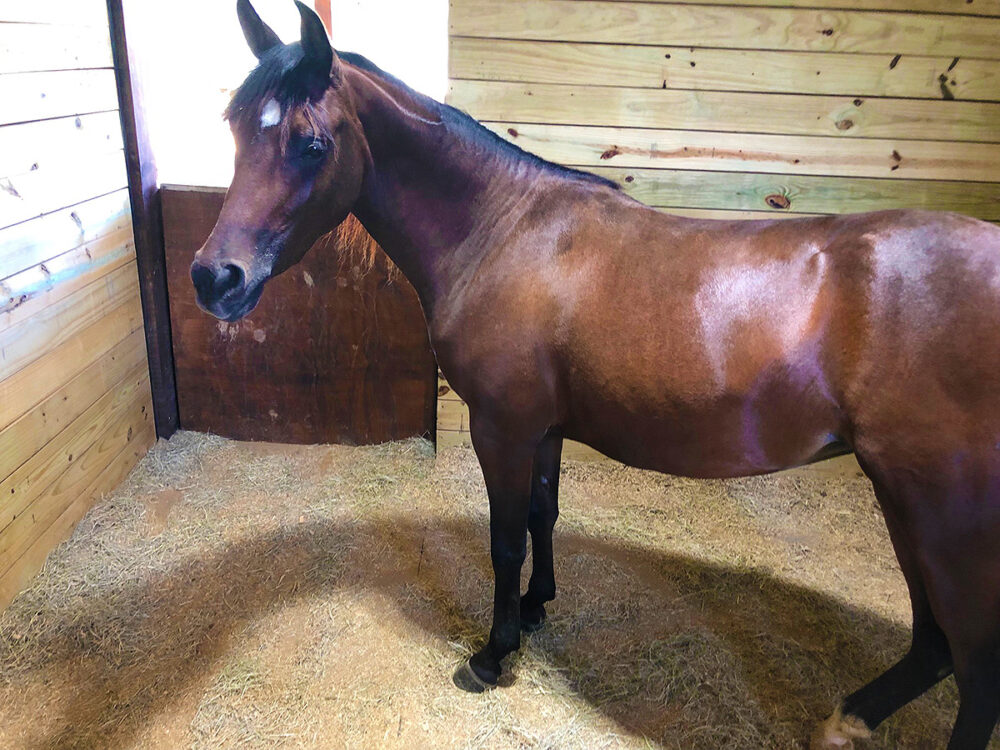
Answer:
(563, 379, 845, 479)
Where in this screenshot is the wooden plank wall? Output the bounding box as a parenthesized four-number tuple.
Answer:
(0, 0, 155, 607)
(442, 0, 1000, 456)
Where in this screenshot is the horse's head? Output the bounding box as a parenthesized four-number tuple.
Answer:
(191, 0, 370, 321)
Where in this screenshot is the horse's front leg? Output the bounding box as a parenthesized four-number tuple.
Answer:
(453, 415, 540, 692)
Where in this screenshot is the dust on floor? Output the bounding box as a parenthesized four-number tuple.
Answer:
(0, 432, 989, 749)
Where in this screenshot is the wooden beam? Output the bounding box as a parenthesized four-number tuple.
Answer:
(107, 0, 178, 439)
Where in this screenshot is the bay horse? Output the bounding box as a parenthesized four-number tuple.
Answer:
(192, 2, 1000, 747)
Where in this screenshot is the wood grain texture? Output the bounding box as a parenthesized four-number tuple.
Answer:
(0, 261, 138, 381)
(0, 111, 124, 181)
(0, 293, 143, 431)
(0, 231, 135, 330)
(163, 186, 436, 445)
(488, 122, 1000, 182)
(596, 0, 1000, 15)
(0, 69, 119, 125)
(0, 330, 146, 488)
(448, 80, 1000, 143)
(0, 366, 150, 578)
(0, 22, 113, 74)
(0, 398, 154, 611)
(109, 0, 178, 439)
(451, 38, 1000, 101)
(592, 166, 1000, 218)
(0, 148, 127, 231)
(0, 0, 114, 26)
(0, 189, 131, 280)
(450, 0, 1000, 58)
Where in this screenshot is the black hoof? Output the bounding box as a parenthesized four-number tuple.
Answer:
(452, 660, 495, 693)
(520, 601, 547, 632)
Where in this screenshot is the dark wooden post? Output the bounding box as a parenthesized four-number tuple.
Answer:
(107, 0, 179, 439)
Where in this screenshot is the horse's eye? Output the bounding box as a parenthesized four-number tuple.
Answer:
(303, 139, 327, 160)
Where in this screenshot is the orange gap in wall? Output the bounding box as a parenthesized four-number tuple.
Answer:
(315, 0, 331, 34)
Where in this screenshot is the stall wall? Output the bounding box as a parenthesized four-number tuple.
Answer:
(0, 0, 154, 606)
(440, 0, 1000, 455)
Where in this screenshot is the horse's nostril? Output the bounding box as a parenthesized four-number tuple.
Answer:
(217, 263, 245, 296)
(191, 261, 246, 303)
(191, 262, 217, 300)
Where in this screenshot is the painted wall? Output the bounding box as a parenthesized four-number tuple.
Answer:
(0, 0, 155, 607)
(140, 0, 448, 187)
(440, 0, 1000, 455)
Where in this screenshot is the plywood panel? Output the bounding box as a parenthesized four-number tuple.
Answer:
(488, 122, 1000, 182)
(0, 69, 119, 125)
(450, 1, 1000, 58)
(0, 111, 124, 180)
(0, 23, 113, 74)
(451, 38, 1000, 101)
(163, 186, 436, 445)
(448, 80, 1000, 143)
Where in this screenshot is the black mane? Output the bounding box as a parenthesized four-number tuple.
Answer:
(226, 47, 620, 191)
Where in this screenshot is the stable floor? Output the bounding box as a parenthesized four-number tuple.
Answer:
(0, 432, 991, 749)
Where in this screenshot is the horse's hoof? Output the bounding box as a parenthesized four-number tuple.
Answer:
(452, 660, 495, 693)
(520, 602, 546, 632)
(810, 708, 871, 749)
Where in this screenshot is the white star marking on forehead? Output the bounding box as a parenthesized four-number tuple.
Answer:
(260, 98, 281, 130)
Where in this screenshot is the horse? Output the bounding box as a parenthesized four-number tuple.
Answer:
(190, 2, 1000, 747)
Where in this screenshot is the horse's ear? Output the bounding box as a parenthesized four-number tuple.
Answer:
(295, 0, 342, 90)
(237, 0, 283, 59)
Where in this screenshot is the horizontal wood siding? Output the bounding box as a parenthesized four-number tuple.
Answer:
(443, 0, 1000, 454)
(0, 9, 154, 609)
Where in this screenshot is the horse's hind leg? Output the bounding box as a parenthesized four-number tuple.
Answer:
(817, 457, 1000, 749)
(520, 432, 563, 632)
(813, 477, 953, 749)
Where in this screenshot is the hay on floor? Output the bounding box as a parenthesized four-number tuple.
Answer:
(0, 432, 985, 749)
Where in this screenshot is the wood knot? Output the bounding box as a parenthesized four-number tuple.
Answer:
(438, 385, 450, 396)
(821, 28, 834, 36)
(506, 127, 518, 137)
(624, 175, 634, 183)
(600, 147, 621, 160)
(835, 119, 854, 131)
(765, 194, 791, 210)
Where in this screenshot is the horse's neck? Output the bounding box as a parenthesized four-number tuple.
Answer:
(346, 66, 541, 316)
